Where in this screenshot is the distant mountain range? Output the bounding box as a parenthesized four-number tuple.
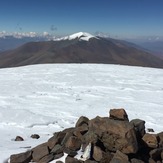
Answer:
(0, 32, 162, 68)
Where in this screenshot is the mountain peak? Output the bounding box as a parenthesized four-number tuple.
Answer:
(56, 32, 97, 41)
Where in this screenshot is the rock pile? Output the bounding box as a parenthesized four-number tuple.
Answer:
(10, 108, 163, 163)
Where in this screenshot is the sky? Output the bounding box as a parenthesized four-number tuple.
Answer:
(0, 0, 163, 38)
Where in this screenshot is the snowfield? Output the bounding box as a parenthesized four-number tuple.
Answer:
(0, 64, 163, 162)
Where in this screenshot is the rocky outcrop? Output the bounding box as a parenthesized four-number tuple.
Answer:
(9, 108, 163, 163)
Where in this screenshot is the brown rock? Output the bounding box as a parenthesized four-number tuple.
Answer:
(38, 153, 54, 163)
(75, 116, 89, 127)
(99, 152, 113, 163)
(89, 116, 138, 154)
(10, 151, 32, 163)
(53, 152, 64, 160)
(109, 108, 129, 121)
(110, 150, 130, 163)
(92, 146, 105, 162)
(130, 119, 146, 138)
(31, 134, 40, 139)
(149, 148, 163, 161)
(51, 144, 63, 154)
(157, 132, 163, 147)
(65, 156, 82, 163)
(15, 136, 24, 141)
(64, 148, 77, 157)
(61, 132, 74, 146)
(82, 130, 98, 145)
(32, 142, 49, 162)
(65, 136, 81, 151)
(48, 131, 66, 149)
(142, 133, 158, 148)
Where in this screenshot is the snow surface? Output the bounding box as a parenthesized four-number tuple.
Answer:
(55, 32, 96, 41)
(0, 64, 163, 162)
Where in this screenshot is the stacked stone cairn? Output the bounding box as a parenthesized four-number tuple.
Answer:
(10, 108, 163, 163)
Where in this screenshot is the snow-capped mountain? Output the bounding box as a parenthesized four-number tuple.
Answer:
(0, 32, 163, 69)
(55, 32, 97, 41)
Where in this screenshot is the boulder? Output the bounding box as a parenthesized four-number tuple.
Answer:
(32, 142, 49, 162)
(48, 131, 66, 149)
(75, 116, 89, 127)
(65, 136, 81, 151)
(109, 108, 129, 121)
(53, 152, 64, 159)
(15, 136, 24, 141)
(149, 148, 163, 161)
(51, 144, 63, 154)
(130, 119, 146, 138)
(142, 133, 158, 148)
(10, 151, 32, 163)
(37, 153, 54, 163)
(65, 156, 82, 163)
(31, 134, 40, 139)
(92, 145, 105, 161)
(110, 150, 130, 163)
(157, 132, 163, 147)
(89, 116, 138, 154)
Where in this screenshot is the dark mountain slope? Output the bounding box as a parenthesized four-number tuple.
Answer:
(0, 32, 162, 68)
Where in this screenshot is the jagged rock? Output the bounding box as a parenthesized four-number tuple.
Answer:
(65, 156, 82, 163)
(89, 116, 138, 153)
(15, 136, 24, 141)
(130, 119, 146, 138)
(64, 148, 77, 157)
(32, 142, 49, 162)
(149, 148, 163, 161)
(61, 131, 74, 146)
(142, 133, 158, 148)
(51, 144, 63, 154)
(109, 108, 129, 121)
(10, 151, 32, 163)
(37, 153, 54, 163)
(53, 152, 64, 159)
(31, 134, 40, 139)
(10, 108, 163, 163)
(48, 131, 66, 149)
(157, 132, 163, 147)
(82, 130, 98, 145)
(131, 158, 145, 163)
(110, 150, 130, 163)
(92, 145, 105, 161)
(99, 152, 113, 163)
(75, 116, 89, 127)
(74, 124, 89, 139)
(65, 136, 81, 151)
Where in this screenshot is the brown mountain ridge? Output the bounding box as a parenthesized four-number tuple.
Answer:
(0, 32, 163, 68)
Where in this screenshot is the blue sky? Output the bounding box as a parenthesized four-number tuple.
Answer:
(0, 0, 163, 38)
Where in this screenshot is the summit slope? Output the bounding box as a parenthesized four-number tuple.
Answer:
(0, 32, 163, 68)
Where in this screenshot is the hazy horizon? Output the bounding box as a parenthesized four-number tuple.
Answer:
(0, 0, 163, 40)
